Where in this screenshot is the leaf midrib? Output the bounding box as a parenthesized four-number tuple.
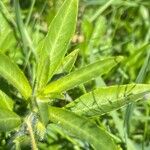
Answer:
(46, 0, 74, 57)
(44, 58, 116, 94)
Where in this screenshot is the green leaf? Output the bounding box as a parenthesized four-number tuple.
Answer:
(40, 56, 123, 98)
(37, 99, 49, 125)
(124, 44, 149, 70)
(90, 16, 107, 48)
(56, 49, 79, 74)
(90, 0, 115, 22)
(36, 51, 50, 89)
(0, 11, 16, 53)
(47, 124, 83, 148)
(0, 54, 32, 100)
(0, 90, 14, 110)
(36, 0, 78, 89)
(48, 106, 117, 150)
(65, 84, 150, 117)
(14, 0, 36, 57)
(0, 108, 21, 132)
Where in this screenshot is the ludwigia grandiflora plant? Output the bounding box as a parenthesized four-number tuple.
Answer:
(0, 0, 150, 149)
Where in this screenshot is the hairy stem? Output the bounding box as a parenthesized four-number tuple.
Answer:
(26, 114, 38, 150)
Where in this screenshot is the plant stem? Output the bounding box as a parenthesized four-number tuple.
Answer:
(26, 114, 38, 150)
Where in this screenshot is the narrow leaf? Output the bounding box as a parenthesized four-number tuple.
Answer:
(36, 0, 78, 89)
(0, 90, 14, 110)
(14, 0, 36, 56)
(48, 106, 117, 150)
(37, 99, 49, 125)
(0, 108, 21, 132)
(65, 84, 150, 117)
(0, 11, 16, 53)
(90, 16, 106, 48)
(56, 49, 79, 74)
(0, 54, 32, 99)
(36, 51, 50, 89)
(40, 56, 123, 97)
(47, 124, 83, 148)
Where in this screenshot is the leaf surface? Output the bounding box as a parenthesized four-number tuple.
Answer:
(0, 90, 14, 110)
(56, 49, 79, 74)
(40, 56, 123, 97)
(48, 106, 117, 150)
(0, 10, 16, 53)
(0, 108, 21, 132)
(65, 84, 150, 117)
(36, 0, 78, 89)
(0, 54, 32, 100)
(37, 99, 49, 125)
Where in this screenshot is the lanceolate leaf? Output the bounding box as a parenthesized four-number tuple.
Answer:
(47, 124, 83, 147)
(40, 56, 123, 97)
(0, 90, 14, 110)
(37, 99, 49, 125)
(47, 0, 78, 78)
(36, 0, 78, 89)
(56, 49, 79, 74)
(0, 31, 16, 53)
(48, 106, 117, 150)
(36, 51, 50, 89)
(65, 84, 150, 117)
(0, 108, 21, 132)
(0, 54, 32, 100)
(0, 9, 16, 53)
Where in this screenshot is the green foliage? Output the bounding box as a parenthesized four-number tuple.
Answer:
(40, 56, 123, 98)
(0, 108, 21, 132)
(0, 54, 32, 100)
(0, 11, 16, 53)
(65, 84, 150, 117)
(48, 106, 117, 150)
(0, 90, 14, 110)
(0, 0, 149, 149)
(36, 0, 78, 89)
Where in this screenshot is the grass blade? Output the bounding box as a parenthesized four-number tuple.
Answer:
(14, 0, 36, 57)
(91, 0, 114, 22)
(125, 45, 150, 136)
